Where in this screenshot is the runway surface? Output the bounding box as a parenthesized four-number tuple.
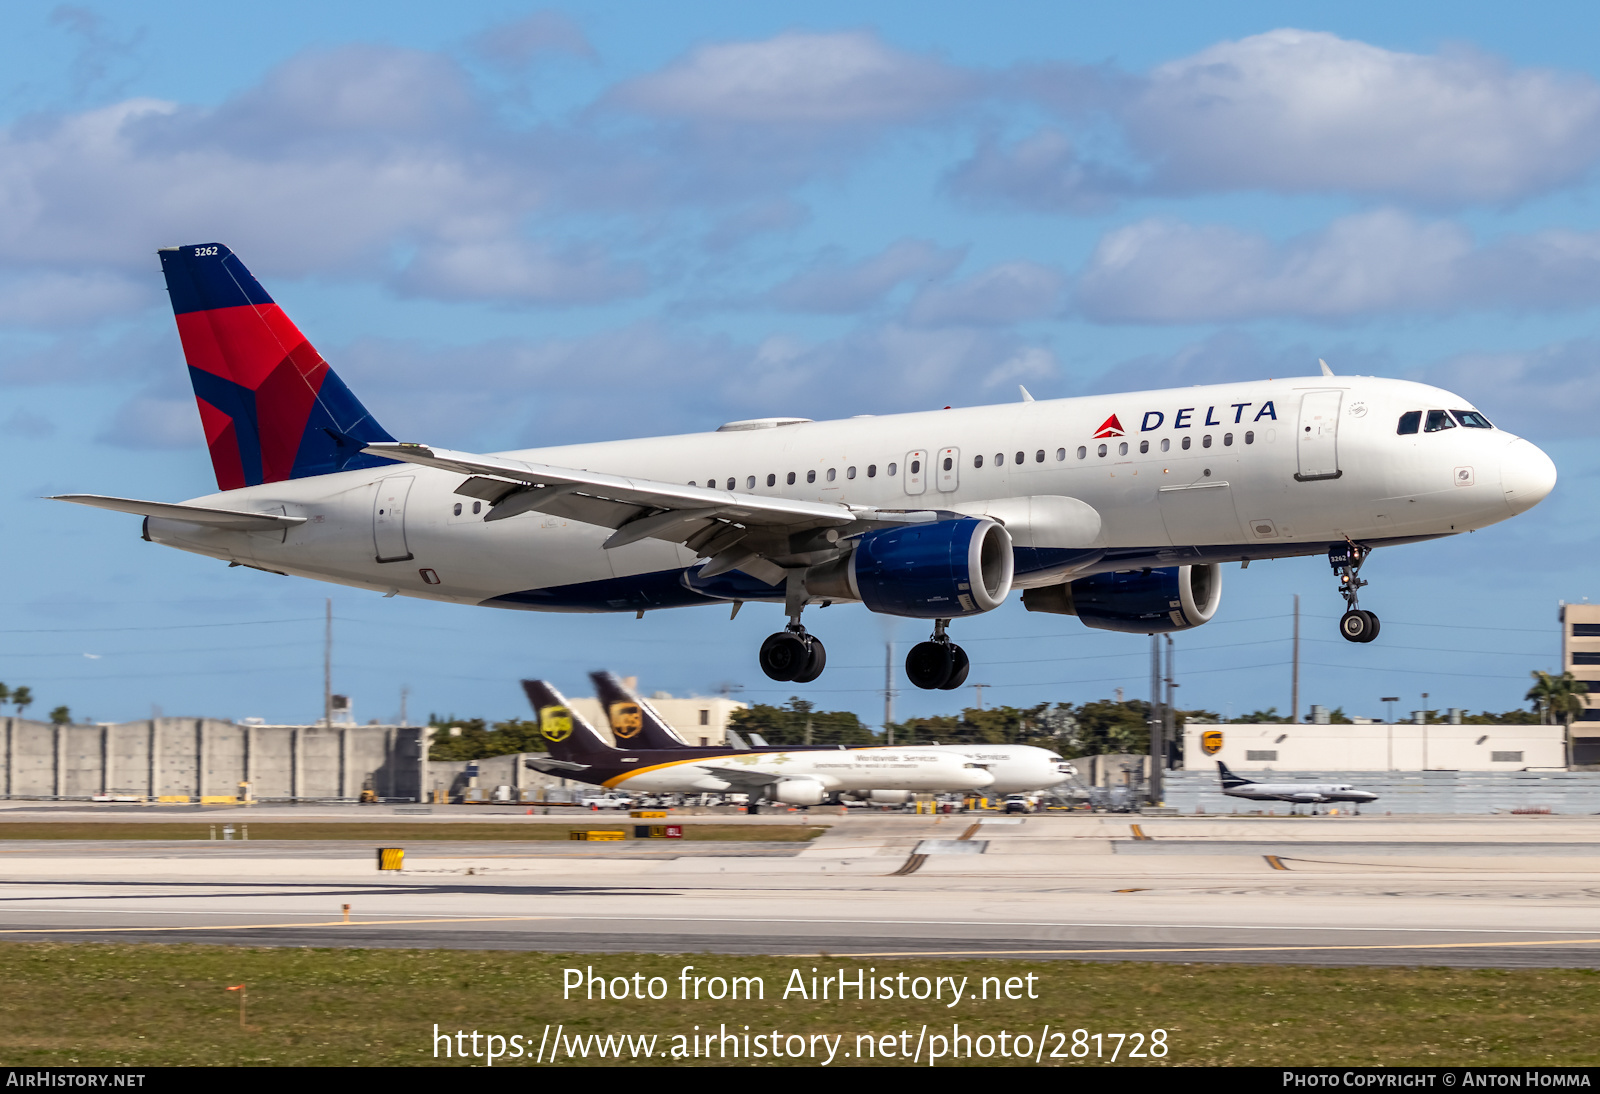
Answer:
(0, 807, 1597, 968)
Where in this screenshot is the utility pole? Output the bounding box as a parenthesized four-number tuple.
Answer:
(884, 641, 895, 745)
(1291, 594, 1301, 725)
(399, 686, 410, 728)
(972, 683, 991, 710)
(1149, 635, 1163, 805)
(323, 598, 333, 729)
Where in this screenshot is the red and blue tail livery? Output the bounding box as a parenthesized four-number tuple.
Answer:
(159, 243, 394, 490)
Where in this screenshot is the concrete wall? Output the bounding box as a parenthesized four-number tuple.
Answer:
(1182, 722, 1568, 772)
(426, 753, 581, 803)
(0, 719, 427, 801)
(1163, 768, 1600, 815)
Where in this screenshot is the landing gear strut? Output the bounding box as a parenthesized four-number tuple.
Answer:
(1330, 541, 1380, 643)
(906, 618, 971, 690)
(758, 574, 827, 682)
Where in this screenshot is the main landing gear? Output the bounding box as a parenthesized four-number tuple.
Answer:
(1331, 541, 1380, 644)
(758, 574, 826, 683)
(906, 618, 971, 691)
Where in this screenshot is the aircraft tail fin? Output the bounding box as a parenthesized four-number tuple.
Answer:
(521, 679, 616, 761)
(588, 670, 692, 749)
(158, 243, 396, 491)
(1216, 760, 1253, 788)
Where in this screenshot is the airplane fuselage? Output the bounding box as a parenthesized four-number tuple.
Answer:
(141, 376, 1553, 615)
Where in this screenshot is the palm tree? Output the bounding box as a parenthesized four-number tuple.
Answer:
(1527, 671, 1588, 725)
(0, 684, 9, 714)
(48, 706, 71, 726)
(11, 687, 32, 720)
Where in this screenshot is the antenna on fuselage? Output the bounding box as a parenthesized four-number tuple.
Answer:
(1319, 359, 1335, 377)
(1019, 385, 1036, 402)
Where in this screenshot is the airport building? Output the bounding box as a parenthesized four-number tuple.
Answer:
(1561, 601, 1600, 765)
(1182, 721, 1569, 772)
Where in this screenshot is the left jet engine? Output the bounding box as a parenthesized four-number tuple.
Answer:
(805, 517, 1014, 618)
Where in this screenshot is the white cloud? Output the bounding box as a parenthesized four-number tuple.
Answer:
(1074, 209, 1600, 323)
(766, 239, 964, 313)
(397, 238, 648, 306)
(1419, 339, 1600, 441)
(609, 31, 973, 125)
(906, 261, 1066, 326)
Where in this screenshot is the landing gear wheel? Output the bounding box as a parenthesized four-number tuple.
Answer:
(1338, 609, 1380, 644)
(759, 632, 809, 681)
(938, 644, 970, 690)
(906, 640, 954, 690)
(791, 636, 827, 683)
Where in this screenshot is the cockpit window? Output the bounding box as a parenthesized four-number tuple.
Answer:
(1451, 409, 1493, 429)
(1424, 410, 1456, 432)
(1396, 411, 1421, 435)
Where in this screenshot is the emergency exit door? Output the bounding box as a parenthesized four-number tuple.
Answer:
(1295, 391, 1343, 481)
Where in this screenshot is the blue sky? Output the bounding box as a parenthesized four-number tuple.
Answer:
(1, 2, 1595, 727)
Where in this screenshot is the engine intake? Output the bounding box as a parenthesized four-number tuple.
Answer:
(1022, 563, 1221, 633)
(807, 517, 1013, 619)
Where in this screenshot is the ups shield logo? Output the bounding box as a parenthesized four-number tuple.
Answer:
(1201, 730, 1223, 755)
(540, 707, 573, 743)
(610, 702, 643, 740)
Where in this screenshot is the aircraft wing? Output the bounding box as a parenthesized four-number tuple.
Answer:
(695, 766, 788, 791)
(365, 442, 940, 585)
(50, 494, 307, 532)
(524, 755, 590, 774)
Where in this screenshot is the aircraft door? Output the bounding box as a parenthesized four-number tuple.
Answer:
(373, 476, 416, 563)
(1295, 391, 1343, 481)
(904, 450, 928, 495)
(936, 447, 960, 492)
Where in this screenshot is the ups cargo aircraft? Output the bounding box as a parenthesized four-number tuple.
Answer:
(587, 670, 1073, 799)
(55, 244, 1557, 689)
(521, 679, 995, 803)
(1216, 761, 1380, 808)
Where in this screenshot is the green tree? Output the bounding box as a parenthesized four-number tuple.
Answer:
(0, 684, 10, 713)
(1527, 671, 1588, 726)
(12, 687, 33, 719)
(1231, 707, 1282, 724)
(48, 706, 71, 725)
(731, 698, 875, 746)
(1461, 709, 1542, 725)
(425, 717, 545, 761)
(1071, 699, 1153, 756)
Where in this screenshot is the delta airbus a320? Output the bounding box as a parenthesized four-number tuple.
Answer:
(56, 244, 1557, 689)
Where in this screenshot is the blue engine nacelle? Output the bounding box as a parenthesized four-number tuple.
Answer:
(807, 517, 1014, 619)
(1022, 563, 1221, 633)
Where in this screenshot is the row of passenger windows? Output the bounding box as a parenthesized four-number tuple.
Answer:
(691, 431, 1259, 491)
(1397, 409, 1493, 434)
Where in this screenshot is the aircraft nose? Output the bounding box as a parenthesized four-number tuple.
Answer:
(1501, 437, 1557, 516)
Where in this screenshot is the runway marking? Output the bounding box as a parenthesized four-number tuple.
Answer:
(1130, 825, 1152, 841)
(0, 916, 556, 935)
(788, 938, 1600, 959)
(1265, 855, 1290, 870)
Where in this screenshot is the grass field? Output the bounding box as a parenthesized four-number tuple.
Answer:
(0, 823, 826, 842)
(0, 943, 1595, 1067)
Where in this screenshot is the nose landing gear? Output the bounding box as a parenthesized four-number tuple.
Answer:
(1331, 541, 1380, 643)
(906, 618, 971, 690)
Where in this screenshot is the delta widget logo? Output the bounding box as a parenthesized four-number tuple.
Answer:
(1093, 414, 1125, 439)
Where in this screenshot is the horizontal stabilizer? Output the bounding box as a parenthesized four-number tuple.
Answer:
(50, 494, 306, 531)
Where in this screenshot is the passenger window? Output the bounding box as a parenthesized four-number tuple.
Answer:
(766, 474, 775, 487)
(746, 476, 755, 489)
(1224, 433, 1233, 446)
(806, 470, 816, 484)
(974, 454, 984, 468)
(1160, 438, 1170, 452)
(1181, 436, 1192, 450)
(942, 457, 952, 471)
(826, 468, 836, 482)
(867, 464, 877, 478)
(1035, 450, 1044, 463)
(887, 463, 898, 476)
(1076, 446, 1086, 459)
(1451, 410, 1493, 429)
(1245, 431, 1254, 444)
(847, 466, 856, 479)
(472, 501, 481, 515)
(1397, 411, 1422, 435)
(995, 452, 1004, 465)
(1424, 410, 1455, 432)
(1139, 440, 1149, 454)
(726, 477, 735, 490)
(1056, 448, 1065, 461)
(1097, 444, 1107, 457)
(1203, 435, 1212, 448)
(1118, 442, 1128, 456)
(910, 460, 919, 474)
(453, 502, 462, 516)
(787, 472, 796, 485)
(1015, 451, 1024, 464)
